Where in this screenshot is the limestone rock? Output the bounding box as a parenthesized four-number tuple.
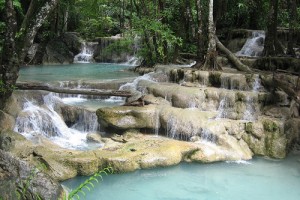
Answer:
(87, 133, 103, 143)
(0, 150, 63, 199)
(0, 111, 15, 131)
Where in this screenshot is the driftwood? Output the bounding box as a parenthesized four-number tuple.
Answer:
(16, 82, 132, 97)
(215, 37, 252, 73)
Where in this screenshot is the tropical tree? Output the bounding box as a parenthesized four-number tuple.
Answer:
(0, 0, 59, 109)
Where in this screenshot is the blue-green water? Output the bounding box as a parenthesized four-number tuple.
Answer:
(19, 63, 136, 82)
(63, 153, 300, 200)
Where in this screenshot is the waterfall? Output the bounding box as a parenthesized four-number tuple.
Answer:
(14, 93, 101, 150)
(216, 97, 230, 119)
(236, 31, 265, 57)
(124, 56, 142, 67)
(105, 73, 154, 102)
(74, 42, 97, 63)
(242, 75, 262, 121)
(242, 96, 256, 121)
(154, 108, 161, 137)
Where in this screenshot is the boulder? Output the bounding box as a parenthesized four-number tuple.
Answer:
(0, 111, 15, 131)
(61, 32, 82, 55)
(87, 133, 103, 143)
(0, 150, 64, 199)
(43, 39, 74, 65)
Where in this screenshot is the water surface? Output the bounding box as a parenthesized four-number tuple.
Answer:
(19, 63, 136, 82)
(63, 153, 300, 200)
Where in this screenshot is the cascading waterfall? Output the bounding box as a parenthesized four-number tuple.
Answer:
(14, 93, 101, 150)
(74, 42, 96, 63)
(242, 75, 262, 121)
(154, 108, 161, 137)
(216, 97, 230, 119)
(236, 31, 265, 57)
(105, 73, 154, 103)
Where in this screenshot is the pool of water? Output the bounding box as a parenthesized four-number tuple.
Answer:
(63, 152, 300, 200)
(19, 63, 136, 82)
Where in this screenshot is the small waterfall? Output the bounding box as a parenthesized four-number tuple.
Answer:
(105, 73, 154, 103)
(74, 42, 96, 63)
(242, 75, 262, 121)
(124, 56, 142, 67)
(71, 110, 99, 132)
(242, 96, 256, 121)
(154, 108, 161, 137)
(200, 129, 217, 144)
(236, 31, 265, 57)
(252, 74, 262, 92)
(14, 93, 101, 150)
(216, 97, 230, 119)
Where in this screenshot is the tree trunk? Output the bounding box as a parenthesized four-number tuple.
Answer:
(249, 0, 262, 29)
(16, 82, 132, 97)
(196, 0, 204, 61)
(202, 0, 221, 70)
(18, 0, 59, 63)
(287, 0, 297, 56)
(263, 0, 283, 57)
(216, 37, 252, 72)
(0, 0, 19, 110)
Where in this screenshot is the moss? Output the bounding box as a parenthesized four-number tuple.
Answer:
(245, 122, 253, 134)
(235, 92, 246, 102)
(263, 119, 279, 132)
(208, 72, 221, 87)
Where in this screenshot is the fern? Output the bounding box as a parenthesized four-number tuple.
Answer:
(67, 166, 113, 200)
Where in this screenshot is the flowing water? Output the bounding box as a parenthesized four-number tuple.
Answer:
(74, 42, 97, 63)
(16, 63, 137, 149)
(63, 153, 300, 200)
(236, 31, 265, 57)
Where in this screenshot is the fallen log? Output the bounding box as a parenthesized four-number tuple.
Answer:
(215, 37, 252, 73)
(16, 82, 132, 97)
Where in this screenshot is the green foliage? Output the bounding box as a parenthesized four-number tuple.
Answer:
(65, 166, 113, 200)
(15, 164, 46, 200)
(102, 37, 134, 57)
(0, 80, 17, 94)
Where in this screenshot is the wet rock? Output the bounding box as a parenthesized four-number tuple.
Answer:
(87, 133, 102, 143)
(0, 111, 15, 131)
(0, 150, 64, 199)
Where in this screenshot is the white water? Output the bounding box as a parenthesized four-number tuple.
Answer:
(216, 97, 230, 119)
(105, 73, 154, 103)
(236, 31, 265, 57)
(242, 75, 262, 121)
(124, 56, 142, 67)
(14, 93, 101, 150)
(74, 42, 97, 63)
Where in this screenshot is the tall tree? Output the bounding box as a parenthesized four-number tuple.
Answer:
(286, 0, 297, 56)
(0, 0, 59, 109)
(202, 0, 221, 70)
(263, 0, 283, 57)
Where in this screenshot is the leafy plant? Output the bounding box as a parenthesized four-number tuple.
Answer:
(0, 80, 17, 94)
(15, 164, 47, 200)
(64, 166, 113, 200)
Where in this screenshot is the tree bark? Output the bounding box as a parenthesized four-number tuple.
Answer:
(263, 0, 283, 57)
(0, 0, 19, 110)
(202, 0, 221, 70)
(196, 0, 204, 61)
(287, 0, 297, 56)
(216, 37, 252, 72)
(18, 0, 59, 63)
(16, 82, 132, 97)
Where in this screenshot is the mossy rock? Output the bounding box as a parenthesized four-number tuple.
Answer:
(209, 72, 221, 87)
(263, 119, 280, 132)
